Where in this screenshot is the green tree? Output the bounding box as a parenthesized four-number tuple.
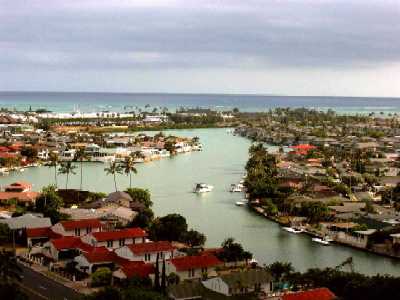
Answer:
(0, 224, 10, 244)
(91, 267, 112, 287)
(74, 148, 90, 191)
(122, 156, 138, 189)
(126, 188, 152, 208)
(35, 185, 65, 223)
(150, 214, 188, 242)
(105, 161, 123, 192)
(58, 161, 77, 189)
(218, 238, 252, 262)
(128, 208, 154, 229)
(181, 229, 206, 247)
(47, 152, 59, 187)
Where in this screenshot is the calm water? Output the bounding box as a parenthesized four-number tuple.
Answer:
(1, 128, 400, 275)
(1, 91, 400, 114)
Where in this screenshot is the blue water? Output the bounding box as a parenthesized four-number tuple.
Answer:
(1, 91, 400, 114)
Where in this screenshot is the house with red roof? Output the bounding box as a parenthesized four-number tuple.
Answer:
(5, 181, 32, 192)
(0, 191, 40, 206)
(44, 236, 94, 261)
(74, 247, 116, 274)
(115, 241, 177, 263)
(51, 218, 103, 237)
(26, 227, 62, 247)
(113, 262, 155, 281)
(80, 227, 148, 249)
(166, 254, 222, 281)
(281, 288, 337, 300)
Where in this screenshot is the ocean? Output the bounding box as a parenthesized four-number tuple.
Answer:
(1, 91, 400, 114)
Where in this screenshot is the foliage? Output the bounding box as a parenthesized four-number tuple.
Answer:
(20, 147, 38, 160)
(0, 223, 10, 244)
(266, 261, 294, 281)
(150, 213, 188, 242)
(298, 202, 331, 223)
(126, 188, 152, 208)
(128, 207, 154, 229)
(0, 250, 22, 283)
(91, 267, 112, 287)
(181, 229, 206, 247)
(35, 185, 65, 223)
(218, 238, 253, 262)
(104, 162, 123, 192)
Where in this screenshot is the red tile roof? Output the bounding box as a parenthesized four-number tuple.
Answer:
(121, 263, 155, 278)
(60, 219, 102, 231)
(91, 228, 147, 242)
(127, 241, 175, 255)
(51, 236, 94, 252)
(0, 152, 17, 158)
(26, 227, 62, 239)
(169, 254, 222, 271)
(82, 247, 115, 263)
(5, 181, 32, 192)
(282, 288, 336, 300)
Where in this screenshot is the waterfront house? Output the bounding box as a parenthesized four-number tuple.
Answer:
(74, 246, 116, 274)
(202, 269, 272, 296)
(80, 227, 148, 249)
(44, 236, 94, 261)
(280, 288, 337, 300)
(165, 254, 222, 281)
(51, 219, 103, 237)
(115, 241, 177, 263)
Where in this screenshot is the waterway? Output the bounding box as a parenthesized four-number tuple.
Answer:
(1, 128, 400, 275)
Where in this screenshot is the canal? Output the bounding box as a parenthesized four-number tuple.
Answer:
(2, 128, 400, 275)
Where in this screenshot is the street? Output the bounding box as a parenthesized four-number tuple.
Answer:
(18, 263, 82, 300)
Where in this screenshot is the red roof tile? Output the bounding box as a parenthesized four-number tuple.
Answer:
(121, 263, 154, 278)
(82, 247, 115, 263)
(169, 254, 222, 271)
(127, 241, 175, 255)
(91, 228, 147, 242)
(60, 219, 102, 231)
(51, 237, 94, 252)
(27, 227, 62, 239)
(282, 288, 336, 300)
(5, 181, 32, 191)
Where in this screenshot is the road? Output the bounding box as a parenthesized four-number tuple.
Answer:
(18, 263, 82, 300)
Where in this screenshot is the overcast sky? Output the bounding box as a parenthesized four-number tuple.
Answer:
(1, 0, 400, 97)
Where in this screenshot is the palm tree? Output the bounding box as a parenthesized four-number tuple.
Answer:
(122, 155, 137, 189)
(74, 148, 90, 191)
(58, 161, 77, 189)
(48, 152, 59, 187)
(104, 161, 123, 192)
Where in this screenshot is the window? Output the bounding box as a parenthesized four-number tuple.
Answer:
(107, 240, 113, 248)
(119, 239, 125, 246)
(188, 268, 195, 278)
(74, 228, 81, 236)
(86, 227, 92, 234)
(145, 253, 151, 261)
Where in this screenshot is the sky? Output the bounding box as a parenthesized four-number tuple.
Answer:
(1, 0, 400, 97)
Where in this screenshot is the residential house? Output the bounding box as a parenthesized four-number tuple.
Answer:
(115, 241, 177, 263)
(165, 254, 222, 281)
(80, 227, 147, 249)
(280, 288, 337, 300)
(202, 269, 272, 296)
(51, 219, 103, 237)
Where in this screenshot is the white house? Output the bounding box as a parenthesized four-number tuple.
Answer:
(202, 269, 272, 296)
(165, 254, 222, 281)
(115, 241, 177, 263)
(51, 219, 103, 237)
(80, 227, 148, 249)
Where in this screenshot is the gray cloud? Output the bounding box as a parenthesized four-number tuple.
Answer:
(0, 0, 400, 95)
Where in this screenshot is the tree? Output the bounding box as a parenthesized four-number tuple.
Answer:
(218, 238, 252, 263)
(0, 224, 10, 244)
(20, 147, 38, 161)
(91, 267, 112, 287)
(128, 208, 154, 229)
(154, 253, 160, 291)
(58, 161, 77, 189)
(126, 188, 152, 208)
(150, 214, 188, 242)
(0, 250, 22, 283)
(122, 156, 138, 189)
(181, 229, 206, 247)
(105, 162, 123, 192)
(47, 152, 59, 187)
(35, 185, 65, 223)
(74, 148, 90, 191)
(266, 261, 294, 281)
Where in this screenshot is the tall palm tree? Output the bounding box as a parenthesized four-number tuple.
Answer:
(122, 155, 137, 189)
(58, 161, 77, 189)
(48, 152, 59, 187)
(104, 161, 123, 192)
(74, 148, 90, 191)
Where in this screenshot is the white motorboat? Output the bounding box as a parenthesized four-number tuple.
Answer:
(282, 227, 305, 234)
(230, 183, 243, 192)
(312, 237, 331, 246)
(194, 183, 214, 193)
(235, 200, 247, 206)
